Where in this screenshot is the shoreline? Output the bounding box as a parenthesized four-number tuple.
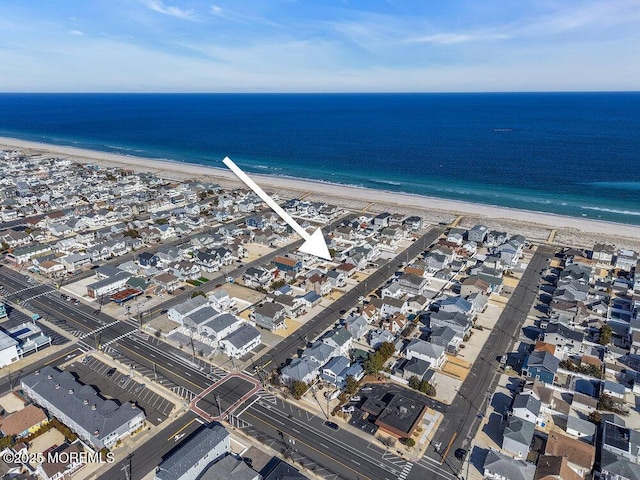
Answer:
(2, 135, 640, 247)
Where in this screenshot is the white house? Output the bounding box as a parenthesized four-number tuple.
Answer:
(405, 339, 446, 369)
(219, 324, 261, 359)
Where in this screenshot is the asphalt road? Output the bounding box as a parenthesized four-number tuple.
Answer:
(253, 226, 445, 374)
(99, 412, 202, 480)
(423, 245, 556, 479)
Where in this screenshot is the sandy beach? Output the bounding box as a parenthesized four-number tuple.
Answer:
(2, 135, 640, 249)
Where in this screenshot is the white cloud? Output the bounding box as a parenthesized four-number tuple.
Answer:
(68, 29, 84, 36)
(406, 32, 510, 45)
(140, 0, 196, 21)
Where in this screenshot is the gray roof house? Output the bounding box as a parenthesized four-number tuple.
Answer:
(303, 341, 336, 366)
(428, 310, 471, 337)
(199, 454, 260, 480)
(201, 313, 243, 342)
(219, 324, 261, 359)
(344, 315, 368, 340)
(400, 357, 431, 380)
(183, 306, 219, 333)
(368, 329, 394, 349)
(511, 392, 542, 424)
(502, 417, 535, 457)
(251, 303, 286, 331)
(167, 295, 209, 324)
(155, 424, 230, 480)
(21, 366, 145, 450)
(321, 327, 353, 356)
(482, 450, 535, 480)
(438, 296, 474, 316)
(405, 339, 445, 369)
(280, 357, 319, 385)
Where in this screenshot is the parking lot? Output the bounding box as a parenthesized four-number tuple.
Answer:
(66, 356, 176, 425)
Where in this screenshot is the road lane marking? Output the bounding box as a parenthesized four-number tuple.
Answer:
(166, 418, 196, 441)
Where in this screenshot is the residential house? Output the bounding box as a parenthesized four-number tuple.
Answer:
(543, 322, 585, 354)
(59, 252, 91, 272)
(201, 314, 244, 342)
(511, 392, 543, 426)
(381, 297, 408, 317)
(502, 417, 535, 458)
(397, 273, 429, 296)
(565, 415, 596, 443)
(273, 256, 302, 274)
(306, 274, 332, 296)
(405, 339, 445, 369)
(522, 351, 560, 385)
(544, 431, 595, 478)
(468, 224, 489, 244)
(280, 357, 320, 385)
(243, 266, 273, 288)
(428, 311, 472, 338)
(483, 450, 536, 480)
(438, 296, 475, 317)
(251, 303, 286, 331)
(428, 326, 462, 352)
(344, 315, 368, 340)
(298, 291, 320, 309)
(321, 356, 356, 387)
(369, 329, 395, 350)
(592, 243, 615, 264)
(534, 455, 583, 480)
(219, 324, 261, 359)
(382, 312, 408, 334)
(152, 272, 180, 293)
(460, 277, 490, 297)
(400, 357, 432, 381)
(138, 252, 159, 268)
(0, 404, 48, 438)
(167, 296, 209, 324)
(321, 327, 353, 357)
(303, 341, 336, 366)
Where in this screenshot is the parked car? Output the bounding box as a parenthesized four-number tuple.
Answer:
(323, 421, 340, 431)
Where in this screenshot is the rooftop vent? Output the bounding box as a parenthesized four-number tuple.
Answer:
(47, 374, 53, 380)
(68, 389, 74, 394)
(94, 430, 99, 436)
(55, 383, 60, 389)
(84, 399, 89, 405)
(91, 404, 97, 411)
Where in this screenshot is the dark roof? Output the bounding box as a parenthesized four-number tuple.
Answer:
(200, 454, 258, 480)
(262, 459, 307, 480)
(157, 425, 229, 480)
(375, 393, 428, 435)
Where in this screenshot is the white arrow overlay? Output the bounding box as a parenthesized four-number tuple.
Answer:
(223, 157, 332, 261)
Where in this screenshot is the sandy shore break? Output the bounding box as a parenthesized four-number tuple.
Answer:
(2, 136, 640, 248)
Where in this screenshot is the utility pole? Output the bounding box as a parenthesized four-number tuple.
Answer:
(216, 395, 222, 418)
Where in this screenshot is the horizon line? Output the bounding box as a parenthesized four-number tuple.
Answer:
(1, 90, 640, 95)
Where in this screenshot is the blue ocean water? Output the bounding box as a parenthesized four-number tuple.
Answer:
(0, 92, 639, 225)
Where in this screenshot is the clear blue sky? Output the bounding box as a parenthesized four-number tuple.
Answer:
(0, 0, 638, 92)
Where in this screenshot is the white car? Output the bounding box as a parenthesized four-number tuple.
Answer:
(341, 406, 355, 413)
